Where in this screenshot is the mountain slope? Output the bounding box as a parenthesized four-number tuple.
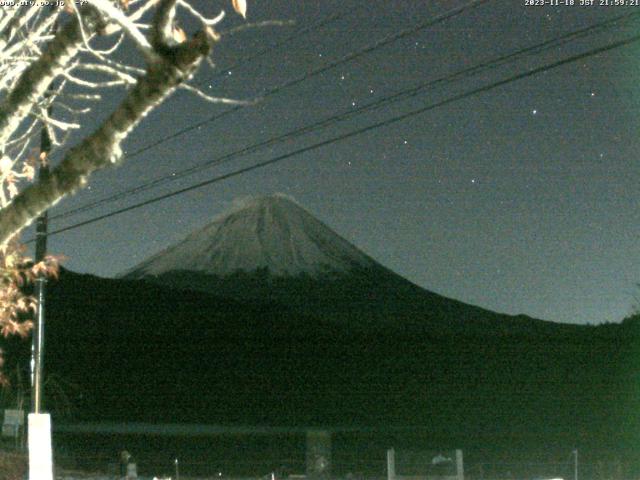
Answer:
(123, 194, 573, 336)
(123, 194, 377, 278)
(31, 268, 639, 458)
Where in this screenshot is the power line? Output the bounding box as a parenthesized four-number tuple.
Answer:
(99, 0, 494, 164)
(51, 9, 640, 222)
(39, 32, 640, 240)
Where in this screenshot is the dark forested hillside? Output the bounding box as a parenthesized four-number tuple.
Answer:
(12, 267, 634, 461)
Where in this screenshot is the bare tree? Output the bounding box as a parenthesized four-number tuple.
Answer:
(0, 0, 248, 379)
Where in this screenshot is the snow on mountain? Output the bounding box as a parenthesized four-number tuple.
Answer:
(123, 194, 377, 278)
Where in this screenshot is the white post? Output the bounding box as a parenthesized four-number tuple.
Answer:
(456, 450, 464, 480)
(28, 413, 53, 480)
(387, 448, 396, 480)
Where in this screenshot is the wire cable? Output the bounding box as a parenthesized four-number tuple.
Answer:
(38, 32, 640, 240)
(102, 0, 494, 164)
(50, 9, 640, 222)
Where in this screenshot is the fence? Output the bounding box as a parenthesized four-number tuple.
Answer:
(48, 453, 640, 480)
(465, 459, 637, 480)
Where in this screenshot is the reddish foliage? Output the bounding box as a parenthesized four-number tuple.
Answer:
(0, 236, 60, 385)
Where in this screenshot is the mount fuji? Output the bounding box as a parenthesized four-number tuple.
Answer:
(122, 194, 564, 335)
(123, 194, 377, 278)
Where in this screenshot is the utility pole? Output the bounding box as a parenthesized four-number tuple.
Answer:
(31, 7, 56, 416)
(27, 117, 54, 480)
(28, 29, 55, 476)
(31, 129, 50, 414)
(30, 93, 52, 416)
(573, 449, 578, 480)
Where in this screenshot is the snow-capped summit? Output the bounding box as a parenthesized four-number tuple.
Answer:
(123, 194, 377, 278)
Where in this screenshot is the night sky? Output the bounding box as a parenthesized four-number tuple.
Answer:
(33, 0, 640, 325)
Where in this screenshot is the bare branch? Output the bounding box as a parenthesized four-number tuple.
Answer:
(0, 8, 21, 36)
(60, 93, 102, 101)
(0, 29, 213, 244)
(177, 1, 225, 26)
(0, 6, 41, 52)
(8, 133, 36, 169)
(129, 0, 160, 22)
(87, 0, 157, 63)
(54, 103, 92, 116)
(0, 6, 105, 147)
(1, 11, 59, 61)
(151, 0, 179, 49)
(179, 83, 253, 105)
(61, 69, 129, 89)
(4, 118, 39, 148)
(97, 32, 126, 55)
(33, 109, 81, 132)
(73, 62, 138, 84)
